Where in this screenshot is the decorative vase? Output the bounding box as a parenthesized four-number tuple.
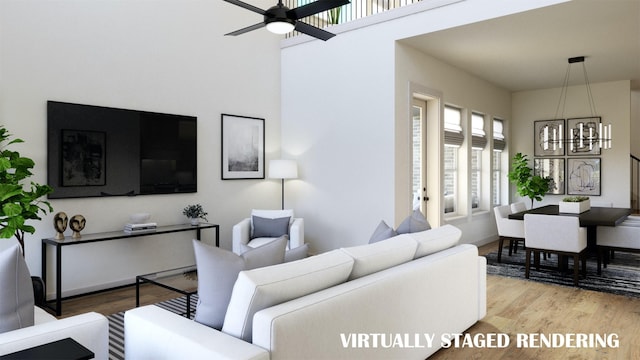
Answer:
(53, 212, 68, 240)
(190, 218, 199, 226)
(70, 214, 86, 238)
(559, 198, 591, 214)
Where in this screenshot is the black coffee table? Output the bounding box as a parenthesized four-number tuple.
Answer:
(136, 265, 198, 318)
(0, 338, 93, 360)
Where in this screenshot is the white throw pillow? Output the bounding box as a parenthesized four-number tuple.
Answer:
(222, 249, 354, 342)
(0, 244, 34, 333)
(192, 236, 287, 330)
(341, 234, 418, 280)
(408, 224, 461, 259)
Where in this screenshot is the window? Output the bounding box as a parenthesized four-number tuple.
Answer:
(471, 113, 486, 210)
(493, 118, 506, 205)
(444, 106, 462, 214)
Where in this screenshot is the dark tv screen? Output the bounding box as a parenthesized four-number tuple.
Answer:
(47, 101, 197, 199)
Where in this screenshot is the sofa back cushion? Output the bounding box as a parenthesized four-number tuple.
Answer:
(0, 244, 34, 333)
(222, 249, 354, 342)
(340, 234, 417, 280)
(409, 224, 461, 259)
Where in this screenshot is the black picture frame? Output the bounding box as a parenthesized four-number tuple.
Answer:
(534, 119, 565, 157)
(534, 157, 565, 195)
(221, 114, 265, 180)
(567, 117, 602, 155)
(567, 157, 601, 196)
(61, 129, 106, 186)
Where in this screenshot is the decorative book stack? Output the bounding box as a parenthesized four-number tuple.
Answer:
(124, 222, 158, 234)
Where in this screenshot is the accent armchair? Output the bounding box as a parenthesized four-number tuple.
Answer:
(524, 214, 587, 286)
(232, 209, 305, 257)
(493, 205, 525, 262)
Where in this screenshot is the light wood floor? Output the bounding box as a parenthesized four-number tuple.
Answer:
(57, 241, 640, 359)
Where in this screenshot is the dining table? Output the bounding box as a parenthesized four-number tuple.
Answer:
(508, 204, 632, 249)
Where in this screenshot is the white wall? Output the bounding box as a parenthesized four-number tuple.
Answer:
(281, 0, 565, 253)
(512, 80, 632, 208)
(0, 0, 282, 297)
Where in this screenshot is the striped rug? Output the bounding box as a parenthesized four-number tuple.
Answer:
(107, 295, 198, 360)
(485, 248, 640, 298)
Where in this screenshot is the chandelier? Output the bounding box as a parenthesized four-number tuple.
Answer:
(543, 56, 612, 152)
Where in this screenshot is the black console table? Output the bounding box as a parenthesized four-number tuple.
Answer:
(41, 223, 219, 316)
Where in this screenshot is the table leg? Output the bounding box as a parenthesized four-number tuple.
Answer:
(56, 245, 62, 316)
(136, 276, 141, 308)
(186, 294, 191, 318)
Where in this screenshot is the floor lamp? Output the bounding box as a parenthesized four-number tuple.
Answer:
(268, 159, 298, 210)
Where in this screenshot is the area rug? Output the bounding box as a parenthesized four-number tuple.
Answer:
(485, 247, 640, 298)
(107, 295, 198, 360)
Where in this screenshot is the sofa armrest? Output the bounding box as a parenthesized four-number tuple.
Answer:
(478, 256, 487, 320)
(289, 218, 304, 249)
(232, 218, 252, 255)
(0, 311, 109, 360)
(125, 305, 269, 360)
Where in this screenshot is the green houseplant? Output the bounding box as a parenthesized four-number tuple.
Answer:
(0, 126, 53, 254)
(182, 204, 208, 225)
(507, 153, 552, 209)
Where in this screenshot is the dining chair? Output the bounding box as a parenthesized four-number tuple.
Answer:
(523, 214, 587, 286)
(493, 205, 525, 262)
(510, 202, 527, 213)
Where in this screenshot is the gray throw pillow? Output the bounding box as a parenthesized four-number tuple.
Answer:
(396, 209, 431, 234)
(252, 215, 290, 238)
(192, 236, 287, 330)
(284, 243, 309, 262)
(368, 220, 398, 243)
(0, 244, 34, 333)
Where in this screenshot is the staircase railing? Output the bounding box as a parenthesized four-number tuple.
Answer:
(632, 155, 640, 213)
(286, 0, 421, 38)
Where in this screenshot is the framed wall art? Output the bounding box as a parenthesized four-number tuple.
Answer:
(221, 113, 265, 180)
(533, 157, 565, 195)
(534, 119, 564, 157)
(61, 129, 106, 186)
(567, 117, 601, 155)
(567, 157, 601, 196)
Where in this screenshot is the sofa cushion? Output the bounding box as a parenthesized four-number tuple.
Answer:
(222, 249, 354, 342)
(341, 234, 418, 280)
(368, 220, 397, 244)
(0, 244, 34, 333)
(192, 236, 287, 330)
(251, 215, 291, 239)
(408, 224, 461, 259)
(284, 243, 309, 262)
(396, 209, 431, 234)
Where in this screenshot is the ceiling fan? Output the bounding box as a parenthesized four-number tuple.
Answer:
(223, 0, 350, 41)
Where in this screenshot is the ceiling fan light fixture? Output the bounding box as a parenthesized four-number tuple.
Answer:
(266, 19, 295, 34)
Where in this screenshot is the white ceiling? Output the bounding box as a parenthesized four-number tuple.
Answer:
(399, 0, 640, 92)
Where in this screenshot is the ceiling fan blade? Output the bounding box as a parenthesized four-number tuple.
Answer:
(287, 0, 350, 20)
(223, 0, 266, 15)
(294, 21, 336, 41)
(225, 22, 266, 36)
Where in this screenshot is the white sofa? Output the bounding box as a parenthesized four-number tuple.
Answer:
(125, 225, 486, 360)
(0, 307, 109, 359)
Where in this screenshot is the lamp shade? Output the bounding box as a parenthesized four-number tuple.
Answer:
(268, 160, 298, 179)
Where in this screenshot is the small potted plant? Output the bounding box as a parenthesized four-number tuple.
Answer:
(182, 204, 208, 225)
(559, 196, 590, 214)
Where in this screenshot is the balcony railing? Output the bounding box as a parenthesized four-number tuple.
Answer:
(286, 0, 422, 38)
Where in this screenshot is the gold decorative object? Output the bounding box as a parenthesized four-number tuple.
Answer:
(53, 212, 68, 240)
(70, 214, 86, 239)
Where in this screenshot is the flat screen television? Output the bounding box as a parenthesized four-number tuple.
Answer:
(47, 101, 197, 199)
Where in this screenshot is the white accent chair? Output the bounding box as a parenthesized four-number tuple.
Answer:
(232, 209, 304, 255)
(510, 201, 527, 214)
(596, 217, 640, 274)
(493, 205, 525, 262)
(524, 214, 587, 286)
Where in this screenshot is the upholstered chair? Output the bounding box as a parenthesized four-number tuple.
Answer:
(596, 218, 640, 274)
(510, 202, 527, 214)
(523, 214, 587, 286)
(493, 205, 525, 262)
(232, 209, 306, 261)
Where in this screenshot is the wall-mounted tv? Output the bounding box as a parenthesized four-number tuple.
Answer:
(47, 101, 197, 199)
